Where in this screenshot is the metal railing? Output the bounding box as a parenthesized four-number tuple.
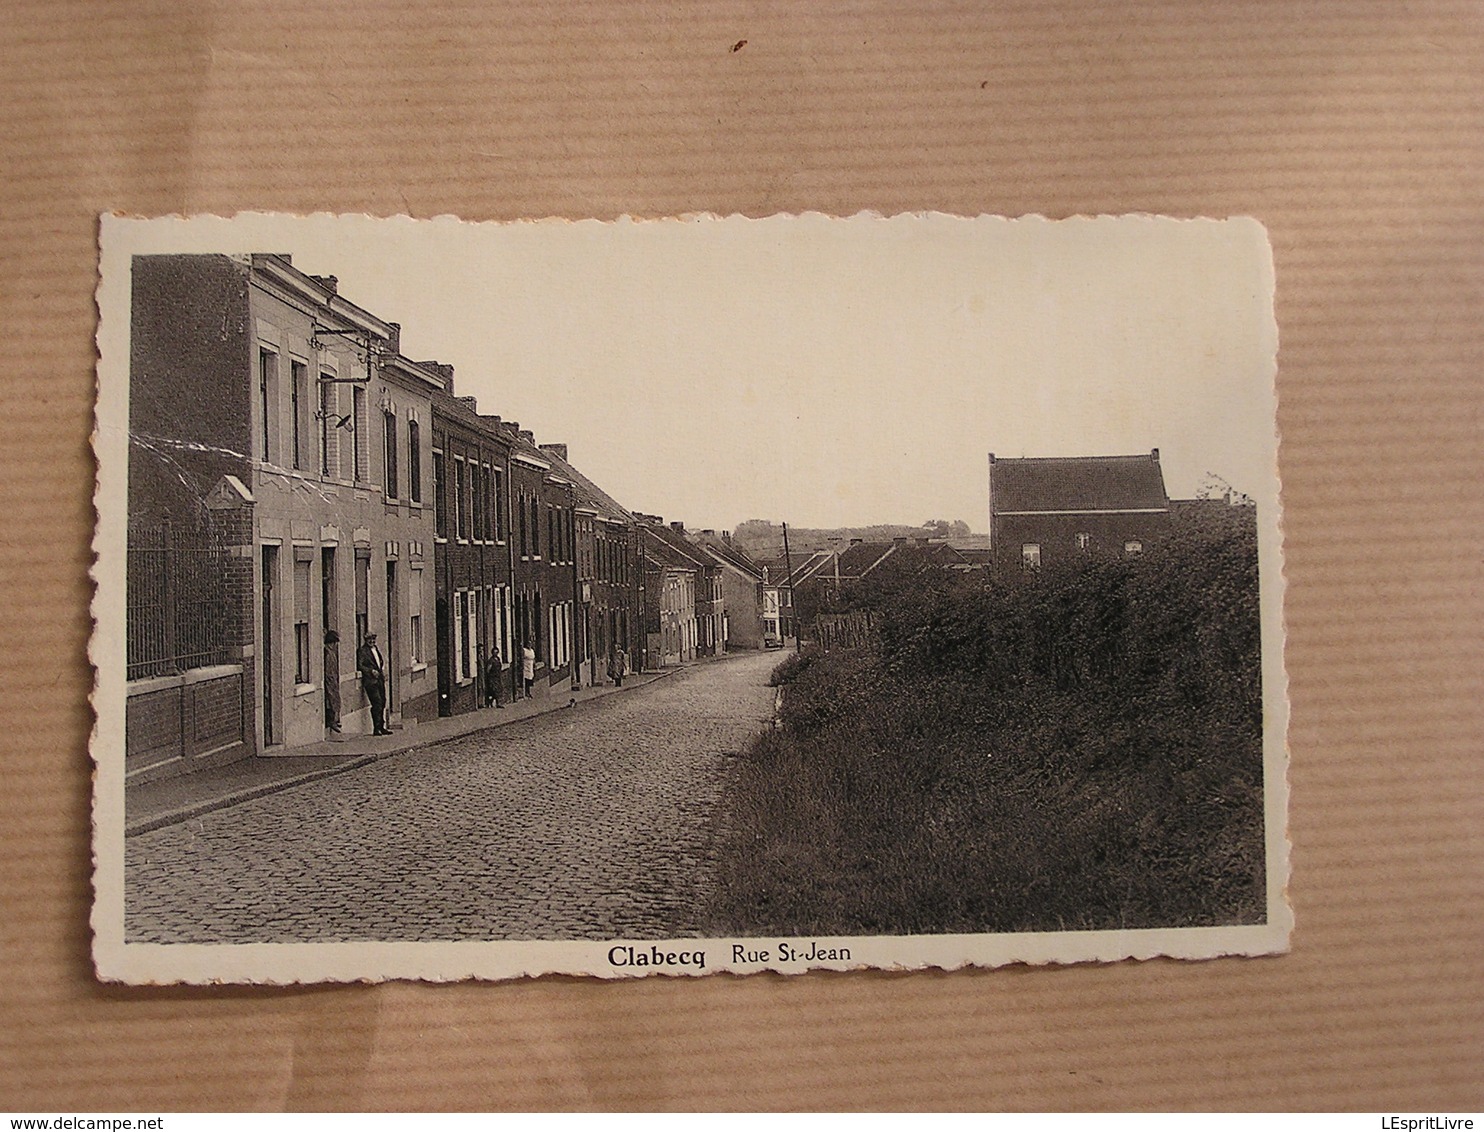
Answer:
(126, 520, 234, 681)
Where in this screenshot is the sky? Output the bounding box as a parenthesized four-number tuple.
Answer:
(105, 212, 1279, 533)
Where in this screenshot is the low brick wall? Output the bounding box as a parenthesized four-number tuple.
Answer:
(126, 665, 252, 783)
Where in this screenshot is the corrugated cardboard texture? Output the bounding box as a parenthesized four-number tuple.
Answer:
(2, 0, 1479, 1112)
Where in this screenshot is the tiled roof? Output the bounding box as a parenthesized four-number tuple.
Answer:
(991, 453, 1170, 513)
(835, 541, 896, 577)
(693, 536, 766, 580)
(783, 549, 836, 586)
(640, 523, 711, 570)
(536, 446, 633, 524)
(952, 546, 995, 565)
(431, 387, 508, 438)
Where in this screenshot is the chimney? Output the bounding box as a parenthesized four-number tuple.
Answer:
(540, 443, 568, 462)
(701, 529, 715, 537)
(386, 322, 400, 355)
(417, 361, 455, 392)
(312, 274, 338, 293)
(670, 521, 685, 533)
(459, 395, 479, 414)
(1151, 447, 1160, 462)
(850, 538, 864, 545)
(722, 531, 732, 544)
(519, 430, 535, 443)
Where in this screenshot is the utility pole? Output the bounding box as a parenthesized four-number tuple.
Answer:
(781, 521, 801, 653)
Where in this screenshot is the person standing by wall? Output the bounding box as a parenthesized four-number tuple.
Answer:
(521, 643, 535, 698)
(484, 648, 505, 708)
(358, 631, 390, 736)
(323, 630, 342, 733)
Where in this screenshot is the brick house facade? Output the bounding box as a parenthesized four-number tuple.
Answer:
(988, 449, 1172, 570)
(537, 443, 641, 687)
(126, 253, 442, 778)
(430, 381, 516, 716)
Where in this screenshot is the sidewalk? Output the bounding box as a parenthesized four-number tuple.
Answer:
(125, 664, 694, 836)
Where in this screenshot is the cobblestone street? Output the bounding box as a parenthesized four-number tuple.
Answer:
(126, 651, 780, 943)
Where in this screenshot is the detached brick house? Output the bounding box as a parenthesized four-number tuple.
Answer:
(988, 449, 1172, 570)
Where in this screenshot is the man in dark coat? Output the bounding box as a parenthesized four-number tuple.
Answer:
(357, 631, 391, 735)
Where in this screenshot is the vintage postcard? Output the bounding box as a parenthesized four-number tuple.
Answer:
(92, 211, 1290, 983)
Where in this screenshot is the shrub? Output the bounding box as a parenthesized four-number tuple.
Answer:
(767, 649, 815, 687)
(709, 529, 1266, 936)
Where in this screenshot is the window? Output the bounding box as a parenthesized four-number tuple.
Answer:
(1021, 543, 1041, 568)
(482, 464, 495, 542)
(531, 496, 541, 557)
(517, 491, 528, 556)
(463, 589, 479, 681)
(352, 386, 368, 481)
(433, 450, 447, 538)
(471, 463, 486, 542)
(1075, 532, 1091, 551)
(492, 468, 504, 541)
(484, 584, 494, 659)
(1124, 540, 1143, 557)
(290, 360, 308, 470)
(454, 457, 468, 541)
(499, 586, 513, 661)
(293, 554, 312, 684)
(406, 566, 424, 664)
(452, 591, 465, 683)
(455, 589, 479, 682)
(533, 590, 543, 659)
(319, 377, 337, 475)
(355, 550, 370, 645)
(550, 603, 571, 669)
(258, 347, 277, 462)
(491, 585, 507, 661)
(408, 421, 422, 503)
(383, 409, 399, 499)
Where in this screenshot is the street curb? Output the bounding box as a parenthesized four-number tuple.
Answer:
(123, 660, 708, 837)
(124, 755, 378, 837)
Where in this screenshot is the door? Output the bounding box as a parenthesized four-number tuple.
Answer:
(260, 544, 277, 747)
(321, 546, 337, 721)
(385, 561, 398, 712)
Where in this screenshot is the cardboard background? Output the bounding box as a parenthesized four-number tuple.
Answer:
(1, 0, 1479, 1111)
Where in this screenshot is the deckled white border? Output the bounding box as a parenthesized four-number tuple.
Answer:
(93, 211, 1291, 984)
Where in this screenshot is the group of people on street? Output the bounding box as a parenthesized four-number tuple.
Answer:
(322, 629, 394, 736)
(324, 629, 631, 737)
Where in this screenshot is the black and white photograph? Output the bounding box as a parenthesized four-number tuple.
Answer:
(92, 211, 1290, 983)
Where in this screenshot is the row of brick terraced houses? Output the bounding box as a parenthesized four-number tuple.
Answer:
(125, 253, 772, 783)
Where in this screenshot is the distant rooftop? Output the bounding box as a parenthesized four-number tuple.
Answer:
(991, 450, 1169, 513)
